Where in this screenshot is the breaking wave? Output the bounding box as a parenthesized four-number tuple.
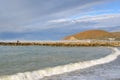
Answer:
(0, 47, 120, 80)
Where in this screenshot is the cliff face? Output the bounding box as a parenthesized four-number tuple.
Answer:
(64, 30, 120, 40)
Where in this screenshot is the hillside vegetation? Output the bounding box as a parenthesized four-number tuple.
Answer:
(64, 30, 120, 40)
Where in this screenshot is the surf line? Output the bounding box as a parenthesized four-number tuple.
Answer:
(0, 47, 120, 80)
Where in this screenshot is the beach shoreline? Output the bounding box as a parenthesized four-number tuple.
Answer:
(42, 48, 120, 80)
(0, 47, 119, 80)
(42, 57, 120, 80)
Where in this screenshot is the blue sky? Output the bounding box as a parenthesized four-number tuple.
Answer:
(0, 0, 120, 40)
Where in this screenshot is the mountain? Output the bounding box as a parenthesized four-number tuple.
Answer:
(64, 30, 120, 40)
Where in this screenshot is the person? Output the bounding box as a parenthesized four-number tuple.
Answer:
(17, 40, 19, 43)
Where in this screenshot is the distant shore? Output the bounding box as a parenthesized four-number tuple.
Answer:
(0, 40, 120, 47)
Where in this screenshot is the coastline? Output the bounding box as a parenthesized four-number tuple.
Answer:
(0, 47, 119, 80)
(42, 48, 120, 80)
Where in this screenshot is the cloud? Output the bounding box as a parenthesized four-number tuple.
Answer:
(74, 14, 120, 22)
(49, 13, 120, 23)
(49, 19, 69, 23)
(0, 0, 111, 32)
(48, 14, 120, 29)
(0, 0, 119, 40)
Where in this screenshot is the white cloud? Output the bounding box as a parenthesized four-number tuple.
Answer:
(0, 0, 120, 40)
(49, 14, 120, 25)
(49, 19, 69, 23)
(73, 14, 120, 23)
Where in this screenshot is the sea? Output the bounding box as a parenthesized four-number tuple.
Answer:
(0, 46, 120, 80)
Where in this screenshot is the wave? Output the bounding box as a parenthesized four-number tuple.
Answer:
(0, 47, 120, 80)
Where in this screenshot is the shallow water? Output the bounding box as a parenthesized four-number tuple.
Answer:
(0, 46, 111, 76)
(118, 47, 120, 50)
(42, 52, 120, 80)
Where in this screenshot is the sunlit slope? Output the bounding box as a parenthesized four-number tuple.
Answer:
(64, 30, 120, 40)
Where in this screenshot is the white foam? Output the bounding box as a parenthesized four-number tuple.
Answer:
(0, 47, 120, 80)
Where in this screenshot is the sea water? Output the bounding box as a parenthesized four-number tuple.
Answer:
(43, 47, 120, 80)
(0, 46, 112, 77)
(118, 47, 120, 50)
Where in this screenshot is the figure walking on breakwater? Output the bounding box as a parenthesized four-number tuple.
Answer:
(17, 40, 19, 43)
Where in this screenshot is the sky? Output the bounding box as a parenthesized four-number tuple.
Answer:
(0, 0, 120, 40)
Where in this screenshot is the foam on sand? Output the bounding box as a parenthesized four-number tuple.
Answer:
(0, 47, 120, 80)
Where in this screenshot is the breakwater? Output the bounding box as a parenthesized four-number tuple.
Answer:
(0, 40, 120, 47)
